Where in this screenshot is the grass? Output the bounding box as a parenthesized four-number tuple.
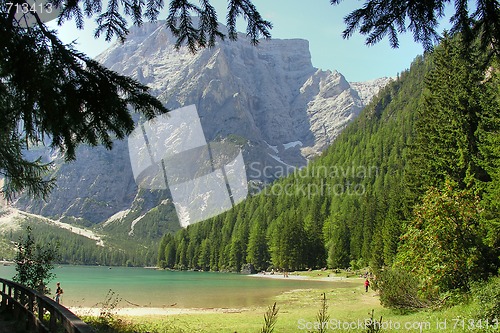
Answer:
(83, 272, 498, 333)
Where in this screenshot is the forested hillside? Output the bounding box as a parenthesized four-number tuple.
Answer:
(158, 35, 500, 299)
(1, 187, 180, 266)
(0, 212, 161, 266)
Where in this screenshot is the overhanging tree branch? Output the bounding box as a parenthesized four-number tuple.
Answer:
(331, 0, 500, 53)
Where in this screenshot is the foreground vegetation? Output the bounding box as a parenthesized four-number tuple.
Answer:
(80, 272, 499, 333)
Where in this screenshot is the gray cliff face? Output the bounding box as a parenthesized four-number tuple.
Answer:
(14, 22, 391, 227)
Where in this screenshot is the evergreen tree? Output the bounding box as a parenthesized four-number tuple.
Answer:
(176, 237, 188, 269)
(331, 0, 500, 53)
(477, 58, 500, 255)
(229, 238, 244, 271)
(164, 240, 177, 268)
(197, 238, 211, 271)
(369, 222, 385, 269)
(408, 34, 491, 196)
(158, 234, 168, 267)
(246, 219, 269, 271)
(267, 215, 282, 270)
(0, 21, 166, 199)
(326, 215, 350, 269)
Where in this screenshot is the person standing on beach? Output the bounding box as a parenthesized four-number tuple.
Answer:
(364, 278, 370, 292)
(55, 282, 64, 304)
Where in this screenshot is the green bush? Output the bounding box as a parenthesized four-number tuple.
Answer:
(376, 267, 430, 310)
(471, 276, 500, 321)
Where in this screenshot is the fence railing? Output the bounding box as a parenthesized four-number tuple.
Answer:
(0, 278, 94, 333)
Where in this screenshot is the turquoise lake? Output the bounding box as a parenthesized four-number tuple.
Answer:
(0, 265, 342, 308)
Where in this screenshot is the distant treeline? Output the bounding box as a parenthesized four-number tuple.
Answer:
(5, 219, 158, 267)
(158, 35, 500, 298)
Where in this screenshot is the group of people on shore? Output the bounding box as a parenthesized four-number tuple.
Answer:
(259, 268, 372, 291)
(260, 268, 290, 277)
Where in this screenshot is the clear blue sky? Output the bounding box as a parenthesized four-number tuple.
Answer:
(50, 0, 453, 82)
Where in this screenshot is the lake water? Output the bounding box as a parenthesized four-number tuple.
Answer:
(0, 265, 342, 308)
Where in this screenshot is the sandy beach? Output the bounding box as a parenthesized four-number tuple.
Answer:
(248, 272, 356, 282)
(69, 306, 247, 317)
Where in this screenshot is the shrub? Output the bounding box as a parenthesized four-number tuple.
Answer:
(376, 267, 430, 310)
(471, 276, 500, 321)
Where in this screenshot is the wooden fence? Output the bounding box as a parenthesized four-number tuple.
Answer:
(0, 278, 94, 333)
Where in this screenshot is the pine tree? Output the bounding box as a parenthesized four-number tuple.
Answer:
(303, 196, 327, 269)
(0, 22, 167, 199)
(165, 240, 177, 268)
(331, 0, 500, 54)
(407, 33, 494, 199)
(476, 57, 500, 255)
(326, 215, 350, 269)
(157, 234, 169, 267)
(176, 238, 188, 269)
(246, 219, 269, 271)
(197, 239, 211, 271)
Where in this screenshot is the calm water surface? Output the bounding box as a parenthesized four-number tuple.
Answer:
(0, 265, 345, 308)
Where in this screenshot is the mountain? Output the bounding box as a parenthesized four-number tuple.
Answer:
(98, 22, 391, 164)
(13, 21, 390, 233)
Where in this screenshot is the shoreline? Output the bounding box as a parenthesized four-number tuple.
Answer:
(67, 273, 361, 317)
(247, 272, 361, 282)
(69, 306, 247, 317)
